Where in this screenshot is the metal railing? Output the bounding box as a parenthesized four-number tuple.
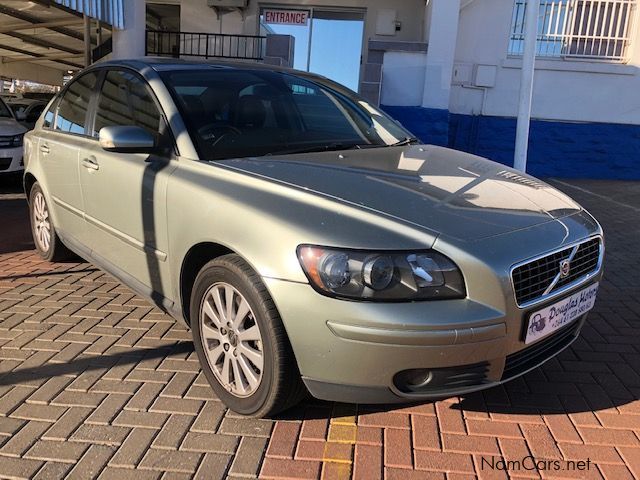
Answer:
(146, 30, 266, 61)
(509, 0, 637, 61)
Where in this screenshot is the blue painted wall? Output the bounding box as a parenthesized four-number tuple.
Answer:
(382, 106, 450, 147)
(382, 105, 640, 180)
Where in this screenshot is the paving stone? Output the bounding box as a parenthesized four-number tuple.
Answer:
(0, 455, 44, 479)
(149, 396, 203, 416)
(122, 383, 163, 413)
(190, 401, 226, 433)
(181, 431, 239, 454)
(108, 428, 158, 468)
(112, 410, 169, 429)
(0, 420, 50, 457)
(42, 407, 93, 441)
(138, 449, 202, 473)
(32, 462, 73, 480)
(24, 440, 89, 463)
(69, 424, 131, 446)
(51, 390, 107, 408)
(98, 467, 162, 480)
(0, 416, 26, 437)
(353, 444, 382, 480)
(229, 436, 268, 477)
(85, 394, 131, 425)
(151, 414, 193, 449)
(26, 376, 74, 405)
(266, 421, 300, 458)
(384, 428, 412, 468)
(218, 417, 273, 438)
(10, 403, 68, 423)
(161, 372, 197, 398)
(0, 386, 36, 415)
(193, 452, 232, 480)
(65, 445, 115, 479)
(260, 457, 321, 479)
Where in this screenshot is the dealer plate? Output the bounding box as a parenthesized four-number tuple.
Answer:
(525, 283, 599, 345)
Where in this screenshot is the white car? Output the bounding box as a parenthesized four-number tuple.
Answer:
(0, 96, 27, 173)
(5, 97, 49, 130)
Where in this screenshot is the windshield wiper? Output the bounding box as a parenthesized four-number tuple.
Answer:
(390, 137, 421, 147)
(267, 142, 364, 156)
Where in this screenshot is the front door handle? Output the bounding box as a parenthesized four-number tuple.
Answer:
(82, 156, 99, 171)
(39, 144, 50, 155)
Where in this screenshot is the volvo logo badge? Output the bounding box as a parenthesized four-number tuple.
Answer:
(559, 259, 571, 278)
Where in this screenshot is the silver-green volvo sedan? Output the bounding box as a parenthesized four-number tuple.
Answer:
(24, 59, 604, 417)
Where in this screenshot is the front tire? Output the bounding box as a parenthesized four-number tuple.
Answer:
(190, 254, 305, 417)
(29, 182, 72, 262)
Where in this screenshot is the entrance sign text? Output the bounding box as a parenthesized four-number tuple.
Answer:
(264, 9, 309, 26)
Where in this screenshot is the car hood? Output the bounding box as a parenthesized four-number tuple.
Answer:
(0, 118, 27, 135)
(220, 145, 582, 241)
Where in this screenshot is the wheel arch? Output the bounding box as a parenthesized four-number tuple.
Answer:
(179, 242, 236, 326)
(23, 172, 37, 203)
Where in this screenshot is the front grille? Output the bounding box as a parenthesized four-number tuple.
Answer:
(0, 158, 11, 171)
(555, 239, 601, 289)
(0, 136, 16, 149)
(503, 320, 580, 380)
(512, 237, 601, 306)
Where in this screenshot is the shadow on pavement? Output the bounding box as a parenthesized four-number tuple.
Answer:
(0, 341, 195, 387)
(0, 267, 100, 281)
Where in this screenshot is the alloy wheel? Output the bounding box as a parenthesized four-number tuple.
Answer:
(199, 282, 264, 397)
(33, 192, 51, 252)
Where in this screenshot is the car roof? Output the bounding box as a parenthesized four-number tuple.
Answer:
(94, 57, 300, 74)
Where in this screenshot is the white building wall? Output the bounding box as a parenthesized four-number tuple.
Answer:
(449, 0, 640, 125)
(176, 0, 426, 63)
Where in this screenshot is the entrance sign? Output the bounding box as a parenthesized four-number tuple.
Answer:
(264, 9, 309, 26)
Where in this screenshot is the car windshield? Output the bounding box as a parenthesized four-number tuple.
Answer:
(0, 99, 13, 119)
(8, 103, 28, 113)
(161, 69, 416, 161)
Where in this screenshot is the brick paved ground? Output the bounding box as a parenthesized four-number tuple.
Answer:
(0, 175, 639, 480)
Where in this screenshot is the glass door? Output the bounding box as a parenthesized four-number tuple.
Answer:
(260, 6, 366, 91)
(307, 9, 365, 92)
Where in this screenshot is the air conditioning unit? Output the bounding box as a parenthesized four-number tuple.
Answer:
(207, 0, 249, 8)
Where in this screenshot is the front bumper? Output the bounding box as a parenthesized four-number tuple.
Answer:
(266, 277, 594, 403)
(0, 146, 24, 173)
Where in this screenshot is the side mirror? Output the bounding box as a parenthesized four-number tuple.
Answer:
(99, 126, 156, 154)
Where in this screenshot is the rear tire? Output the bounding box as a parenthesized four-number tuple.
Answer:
(190, 254, 306, 417)
(29, 182, 73, 262)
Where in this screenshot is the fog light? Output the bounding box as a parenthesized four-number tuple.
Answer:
(394, 369, 433, 391)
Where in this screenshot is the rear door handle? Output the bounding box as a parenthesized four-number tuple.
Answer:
(39, 144, 50, 155)
(82, 156, 99, 171)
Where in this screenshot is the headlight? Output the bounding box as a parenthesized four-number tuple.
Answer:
(11, 134, 24, 147)
(297, 246, 466, 301)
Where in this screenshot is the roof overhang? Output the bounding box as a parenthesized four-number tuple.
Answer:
(0, 0, 120, 83)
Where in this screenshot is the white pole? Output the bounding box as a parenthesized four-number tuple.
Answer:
(514, 0, 540, 172)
